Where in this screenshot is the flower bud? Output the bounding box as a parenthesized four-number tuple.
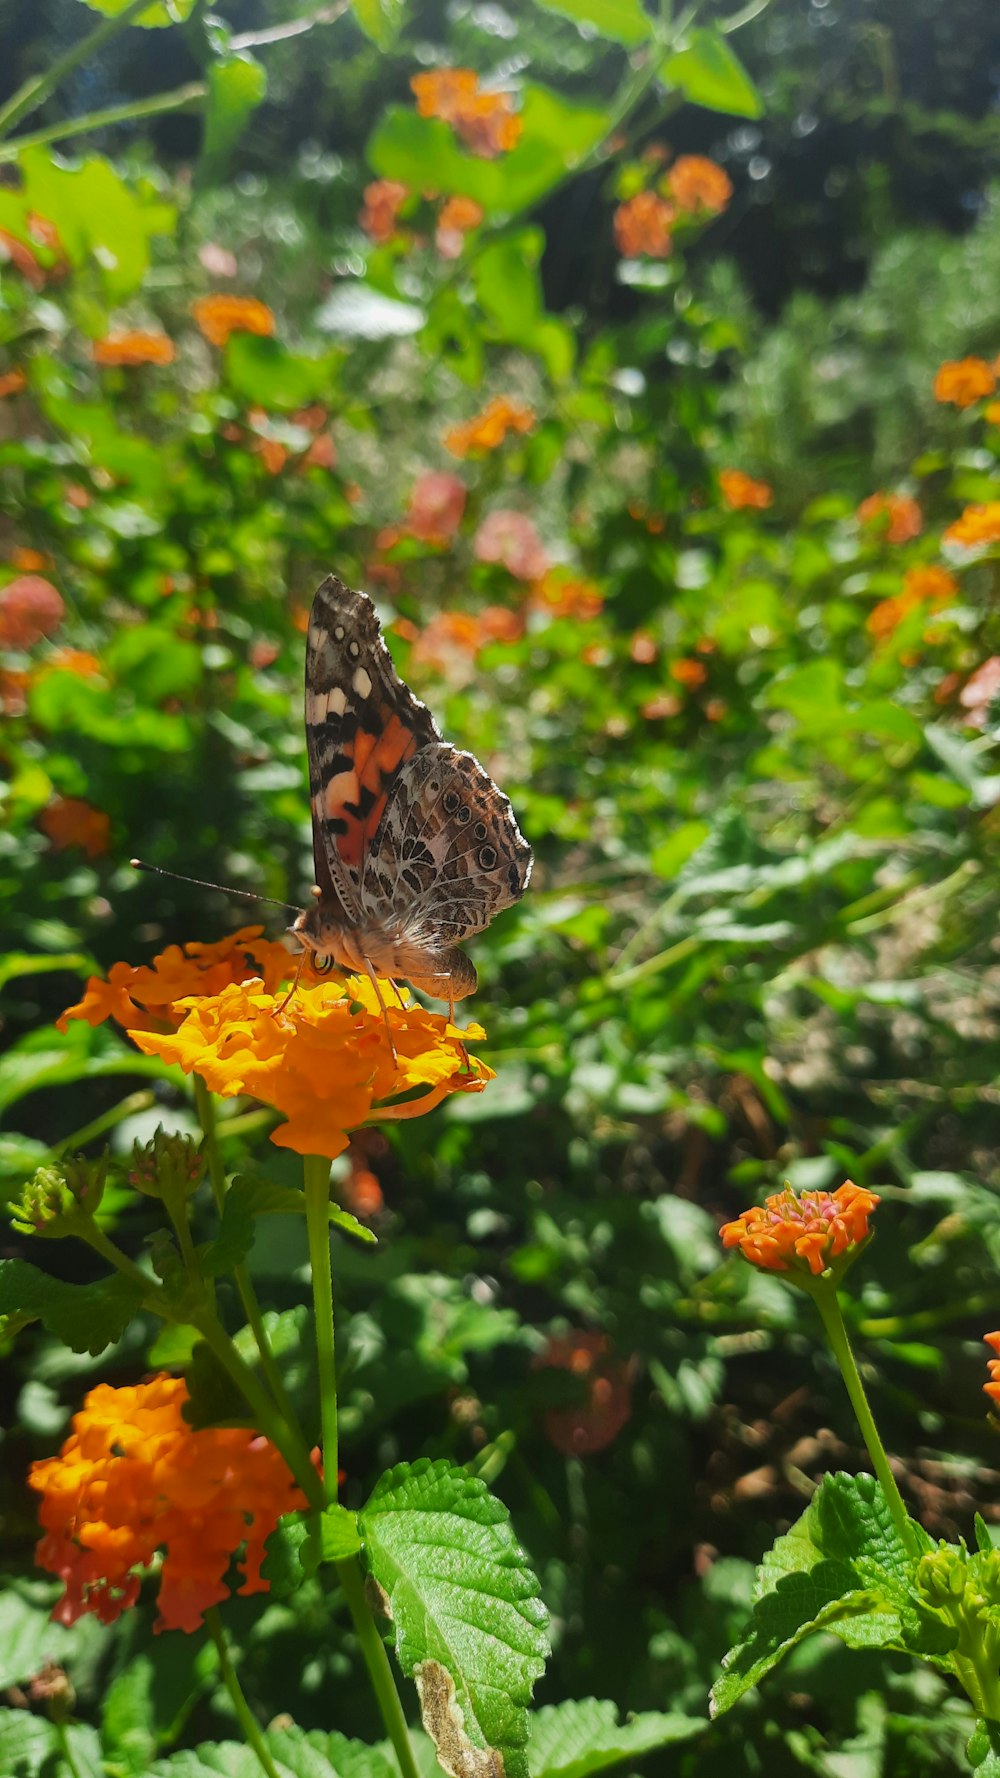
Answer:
(129, 1127, 204, 1202)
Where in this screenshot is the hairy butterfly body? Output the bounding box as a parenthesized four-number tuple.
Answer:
(291, 575, 532, 1004)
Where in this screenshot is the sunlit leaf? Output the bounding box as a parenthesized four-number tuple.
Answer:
(660, 27, 763, 118)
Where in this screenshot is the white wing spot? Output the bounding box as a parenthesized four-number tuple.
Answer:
(353, 665, 373, 698)
(333, 625, 345, 641)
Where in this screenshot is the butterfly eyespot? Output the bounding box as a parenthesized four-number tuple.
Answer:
(442, 789, 460, 814)
(478, 845, 497, 869)
(457, 805, 471, 824)
(473, 821, 488, 840)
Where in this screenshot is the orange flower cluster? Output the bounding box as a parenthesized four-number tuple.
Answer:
(0, 574, 65, 647)
(411, 69, 521, 159)
(720, 1180, 880, 1277)
(0, 213, 66, 288)
(436, 194, 484, 258)
(405, 470, 467, 543)
(360, 180, 409, 244)
(192, 295, 275, 349)
(944, 502, 1000, 549)
(58, 927, 293, 1038)
(444, 395, 536, 457)
(129, 974, 492, 1159)
(30, 1375, 308, 1633)
(670, 656, 708, 689)
(613, 191, 675, 259)
(536, 1331, 632, 1457)
(666, 154, 733, 215)
(39, 796, 110, 859)
(412, 605, 523, 673)
(857, 491, 923, 544)
(866, 564, 958, 643)
(984, 1334, 1000, 1410)
(93, 331, 175, 368)
(719, 468, 773, 510)
(532, 569, 604, 623)
(933, 357, 996, 409)
(0, 368, 26, 397)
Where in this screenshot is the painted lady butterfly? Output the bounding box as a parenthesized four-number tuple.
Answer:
(290, 575, 532, 1010)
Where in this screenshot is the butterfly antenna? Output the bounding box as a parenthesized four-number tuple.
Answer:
(130, 859, 300, 915)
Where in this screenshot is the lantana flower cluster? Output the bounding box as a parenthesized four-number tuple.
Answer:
(720, 1180, 880, 1278)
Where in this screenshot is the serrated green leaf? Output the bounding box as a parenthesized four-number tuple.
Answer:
(660, 28, 763, 118)
(200, 55, 267, 180)
(969, 1719, 1000, 1775)
(533, 0, 651, 46)
(0, 1259, 144, 1355)
(152, 1724, 397, 1777)
(527, 1697, 704, 1778)
(360, 1458, 548, 1778)
(101, 1655, 157, 1776)
(0, 1706, 103, 1778)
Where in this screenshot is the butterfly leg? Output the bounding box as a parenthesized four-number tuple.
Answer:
(447, 997, 470, 1072)
(362, 957, 399, 1064)
(274, 946, 307, 1016)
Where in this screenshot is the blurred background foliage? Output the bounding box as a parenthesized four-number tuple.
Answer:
(1, 0, 1000, 1772)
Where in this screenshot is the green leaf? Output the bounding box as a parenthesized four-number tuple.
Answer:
(360, 1458, 549, 1778)
(76, 0, 196, 21)
(201, 1175, 375, 1274)
(533, 0, 652, 46)
(0, 1707, 103, 1778)
(152, 1724, 397, 1777)
(262, 1504, 363, 1595)
(200, 55, 267, 180)
(660, 27, 763, 118)
(352, 0, 404, 47)
(472, 230, 575, 381)
(923, 723, 1000, 809)
(0, 148, 176, 297)
(969, 1719, 1000, 1775)
(225, 334, 338, 411)
(527, 1698, 704, 1777)
(0, 1259, 144, 1355)
(0, 950, 89, 993)
(101, 1656, 157, 1776)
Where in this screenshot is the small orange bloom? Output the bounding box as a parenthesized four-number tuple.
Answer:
(435, 194, 484, 258)
(10, 548, 51, 572)
(192, 295, 275, 349)
(641, 692, 681, 720)
(129, 974, 492, 1160)
(531, 570, 604, 623)
(536, 1331, 632, 1456)
(0, 667, 29, 716)
(57, 928, 293, 1038)
(983, 1332, 1000, 1409)
(93, 331, 175, 368)
(933, 357, 996, 409)
(630, 630, 658, 665)
(30, 1375, 309, 1633)
(613, 191, 675, 259)
(360, 180, 409, 244)
(857, 491, 922, 544)
(0, 368, 26, 397)
(719, 468, 773, 511)
(670, 657, 708, 689)
(666, 155, 732, 215)
(444, 395, 535, 457)
(944, 502, 1000, 549)
(867, 564, 958, 642)
(411, 69, 521, 159)
(38, 797, 110, 859)
(720, 1180, 879, 1278)
(0, 228, 46, 288)
(42, 648, 104, 678)
(0, 574, 65, 648)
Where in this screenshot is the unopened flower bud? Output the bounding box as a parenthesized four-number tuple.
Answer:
(130, 1127, 204, 1202)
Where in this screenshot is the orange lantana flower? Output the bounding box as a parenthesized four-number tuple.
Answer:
(39, 797, 110, 859)
(983, 1333, 1000, 1409)
(129, 974, 492, 1159)
(192, 295, 275, 348)
(719, 468, 773, 511)
(666, 155, 733, 215)
(856, 491, 922, 544)
(944, 502, 1000, 549)
(57, 927, 293, 1037)
(531, 569, 604, 623)
(536, 1331, 632, 1457)
(670, 656, 708, 689)
(93, 331, 175, 368)
(411, 69, 521, 159)
(866, 564, 958, 642)
(933, 357, 996, 409)
(435, 194, 484, 258)
(0, 368, 26, 398)
(444, 395, 535, 457)
(360, 180, 409, 244)
(720, 1180, 880, 1278)
(30, 1375, 309, 1633)
(613, 191, 675, 259)
(0, 574, 65, 648)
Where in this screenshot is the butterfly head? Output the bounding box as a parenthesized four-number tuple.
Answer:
(289, 889, 355, 976)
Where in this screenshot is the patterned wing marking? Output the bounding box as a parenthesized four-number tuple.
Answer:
(360, 744, 533, 947)
(305, 576, 440, 908)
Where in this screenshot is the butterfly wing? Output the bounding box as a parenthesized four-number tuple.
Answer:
(305, 575, 440, 915)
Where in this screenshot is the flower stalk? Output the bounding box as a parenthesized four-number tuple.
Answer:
(205, 1608, 283, 1778)
(303, 1153, 339, 1500)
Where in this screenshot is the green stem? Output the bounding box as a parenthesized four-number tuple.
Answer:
(192, 1310, 324, 1511)
(0, 0, 154, 140)
(53, 1089, 155, 1158)
(810, 1284, 922, 1558)
(336, 1558, 422, 1778)
(205, 1608, 283, 1778)
(53, 1723, 84, 1778)
(0, 83, 208, 163)
(193, 1079, 298, 1427)
(303, 1154, 339, 1502)
(79, 1221, 162, 1300)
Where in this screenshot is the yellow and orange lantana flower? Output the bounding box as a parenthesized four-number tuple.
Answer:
(411, 68, 521, 159)
(60, 934, 491, 1159)
(192, 295, 275, 349)
(613, 191, 676, 259)
(93, 331, 175, 368)
(866, 564, 958, 643)
(436, 194, 484, 258)
(719, 468, 773, 511)
(944, 502, 1000, 549)
(983, 1333, 1000, 1409)
(445, 395, 536, 457)
(30, 1376, 309, 1633)
(666, 155, 733, 215)
(856, 491, 922, 544)
(933, 357, 996, 409)
(720, 1180, 880, 1277)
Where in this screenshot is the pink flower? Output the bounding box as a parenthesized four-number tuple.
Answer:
(473, 510, 548, 582)
(960, 657, 1000, 729)
(406, 472, 467, 544)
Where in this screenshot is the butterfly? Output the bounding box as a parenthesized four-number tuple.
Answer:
(290, 575, 532, 1018)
